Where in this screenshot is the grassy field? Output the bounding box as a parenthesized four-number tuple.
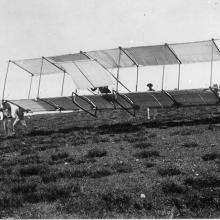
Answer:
(0, 106, 219, 218)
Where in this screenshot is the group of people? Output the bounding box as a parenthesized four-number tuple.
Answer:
(0, 101, 27, 137)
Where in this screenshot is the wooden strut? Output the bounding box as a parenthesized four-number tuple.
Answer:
(165, 43, 182, 90)
(80, 51, 131, 92)
(162, 90, 182, 107)
(116, 49, 121, 92)
(37, 57, 44, 98)
(28, 75, 33, 99)
(42, 57, 67, 96)
(161, 65, 165, 90)
(112, 90, 136, 116)
(2, 60, 11, 100)
(149, 93, 163, 108)
(10, 60, 34, 76)
(61, 72, 66, 96)
(73, 61, 96, 88)
(209, 86, 220, 104)
(71, 91, 98, 118)
(42, 56, 66, 73)
(6, 60, 35, 100)
(210, 41, 214, 87)
(39, 98, 64, 111)
(119, 46, 139, 92)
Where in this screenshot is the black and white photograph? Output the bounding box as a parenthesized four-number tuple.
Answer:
(0, 0, 220, 218)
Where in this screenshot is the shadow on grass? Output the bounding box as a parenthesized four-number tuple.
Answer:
(89, 168, 113, 178)
(182, 142, 199, 148)
(51, 152, 69, 161)
(134, 150, 160, 159)
(97, 123, 141, 135)
(16, 164, 50, 177)
(202, 152, 220, 161)
(144, 162, 155, 168)
(184, 175, 220, 189)
(86, 148, 107, 158)
(158, 166, 182, 177)
(133, 142, 152, 149)
(170, 128, 203, 136)
(111, 162, 133, 173)
(161, 181, 187, 194)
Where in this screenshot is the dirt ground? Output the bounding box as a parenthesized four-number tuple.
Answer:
(0, 106, 219, 218)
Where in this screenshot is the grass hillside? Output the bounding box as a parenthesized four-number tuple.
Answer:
(0, 106, 219, 218)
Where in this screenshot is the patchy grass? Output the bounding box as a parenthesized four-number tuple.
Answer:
(20, 147, 37, 155)
(184, 175, 220, 189)
(182, 142, 199, 148)
(202, 152, 220, 161)
(133, 142, 152, 149)
(11, 177, 40, 194)
(51, 152, 69, 161)
(134, 150, 160, 159)
(111, 162, 133, 173)
(144, 162, 155, 168)
(89, 168, 113, 178)
(158, 166, 182, 176)
(92, 136, 110, 143)
(35, 144, 58, 152)
(35, 182, 81, 202)
(148, 133, 157, 138)
(98, 123, 141, 134)
(86, 148, 107, 158)
(124, 136, 148, 143)
(56, 168, 90, 179)
(59, 189, 152, 218)
(170, 128, 203, 136)
(16, 164, 49, 177)
(161, 181, 186, 194)
(0, 192, 23, 209)
(1, 108, 220, 218)
(18, 154, 42, 165)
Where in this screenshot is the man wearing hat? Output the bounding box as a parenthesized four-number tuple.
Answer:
(147, 83, 155, 91)
(0, 100, 13, 137)
(146, 83, 157, 120)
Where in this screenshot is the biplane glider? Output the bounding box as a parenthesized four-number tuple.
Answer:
(2, 39, 220, 118)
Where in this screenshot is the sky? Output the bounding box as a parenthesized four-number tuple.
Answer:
(0, 0, 220, 99)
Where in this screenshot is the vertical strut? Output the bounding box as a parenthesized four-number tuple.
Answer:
(116, 49, 121, 92)
(37, 57, 44, 98)
(28, 75, 33, 99)
(210, 41, 214, 87)
(135, 66, 139, 92)
(119, 46, 139, 92)
(178, 64, 181, 90)
(61, 72, 66, 96)
(162, 65, 165, 90)
(2, 60, 11, 100)
(165, 43, 182, 90)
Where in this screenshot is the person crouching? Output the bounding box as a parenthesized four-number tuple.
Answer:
(13, 107, 27, 136)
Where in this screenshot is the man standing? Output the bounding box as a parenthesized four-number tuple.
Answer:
(13, 107, 27, 136)
(146, 83, 157, 120)
(147, 83, 155, 91)
(0, 101, 13, 137)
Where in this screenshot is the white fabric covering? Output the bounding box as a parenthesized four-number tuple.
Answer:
(59, 60, 113, 89)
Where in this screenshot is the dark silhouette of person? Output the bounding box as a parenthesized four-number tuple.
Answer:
(146, 83, 157, 119)
(91, 86, 116, 108)
(147, 83, 155, 91)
